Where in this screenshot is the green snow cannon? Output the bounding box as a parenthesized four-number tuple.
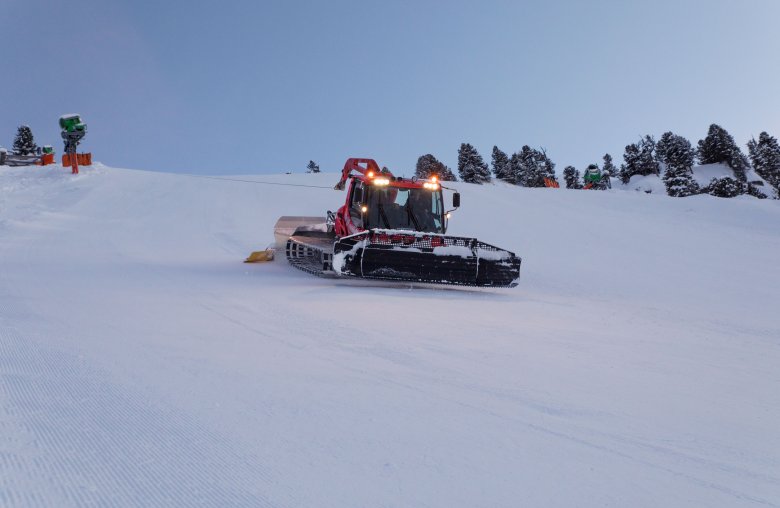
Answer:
(60, 113, 88, 174)
(583, 164, 611, 190)
(59, 114, 87, 133)
(583, 164, 602, 185)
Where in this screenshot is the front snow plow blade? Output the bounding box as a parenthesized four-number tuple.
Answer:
(244, 249, 275, 263)
(333, 230, 521, 287)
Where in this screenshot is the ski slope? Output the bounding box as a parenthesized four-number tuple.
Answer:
(1, 164, 779, 507)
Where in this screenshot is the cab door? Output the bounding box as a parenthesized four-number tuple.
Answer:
(336, 179, 365, 237)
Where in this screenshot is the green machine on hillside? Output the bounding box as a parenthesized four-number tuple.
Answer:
(583, 164, 611, 190)
(60, 114, 87, 174)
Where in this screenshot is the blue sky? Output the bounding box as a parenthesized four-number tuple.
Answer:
(2, 0, 779, 176)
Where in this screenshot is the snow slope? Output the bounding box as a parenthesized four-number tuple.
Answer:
(1, 164, 779, 507)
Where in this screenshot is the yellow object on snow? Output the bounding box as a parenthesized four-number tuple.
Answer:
(244, 249, 275, 263)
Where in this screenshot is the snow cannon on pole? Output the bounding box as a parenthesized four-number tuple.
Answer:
(60, 114, 87, 174)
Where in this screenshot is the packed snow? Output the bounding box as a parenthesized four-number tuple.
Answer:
(1, 164, 778, 507)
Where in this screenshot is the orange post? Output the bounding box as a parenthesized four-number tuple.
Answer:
(63, 154, 78, 174)
(62, 153, 88, 173)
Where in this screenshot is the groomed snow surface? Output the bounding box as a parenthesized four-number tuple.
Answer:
(1, 164, 778, 507)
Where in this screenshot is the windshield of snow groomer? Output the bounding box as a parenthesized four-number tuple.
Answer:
(366, 186, 444, 233)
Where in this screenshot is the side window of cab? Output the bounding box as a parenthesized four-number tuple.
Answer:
(349, 181, 364, 227)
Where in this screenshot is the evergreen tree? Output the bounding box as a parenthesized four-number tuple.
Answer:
(747, 132, 780, 192)
(619, 135, 659, 184)
(306, 160, 320, 173)
(619, 143, 639, 184)
(530, 148, 556, 188)
(654, 132, 672, 164)
(702, 177, 744, 198)
(636, 135, 659, 176)
(12, 125, 37, 155)
(512, 145, 535, 186)
(602, 153, 616, 177)
(438, 163, 457, 182)
(415, 154, 437, 179)
(439, 164, 458, 182)
(491, 146, 513, 184)
(415, 153, 456, 181)
(509, 146, 554, 187)
(697, 124, 749, 181)
(457, 143, 491, 184)
(563, 166, 582, 189)
(746, 182, 769, 199)
(656, 131, 699, 197)
(509, 151, 523, 186)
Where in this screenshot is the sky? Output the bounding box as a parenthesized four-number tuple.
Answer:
(2, 0, 779, 176)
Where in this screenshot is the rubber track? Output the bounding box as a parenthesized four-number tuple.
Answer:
(286, 237, 518, 288)
(344, 273, 519, 288)
(285, 238, 334, 277)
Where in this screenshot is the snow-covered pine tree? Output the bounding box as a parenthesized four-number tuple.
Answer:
(415, 153, 455, 180)
(526, 148, 556, 188)
(654, 133, 671, 165)
(656, 132, 699, 197)
(602, 153, 616, 177)
(415, 154, 438, 179)
(491, 146, 513, 184)
(637, 135, 659, 176)
(747, 132, 780, 192)
(509, 151, 523, 186)
(511, 146, 555, 187)
(438, 163, 457, 182)
(457, 143, 491, 184)
(563, 166, 582, 189)
(306, 160, 320, 173)
(619, 135, 659, 184)
(512, 145, 535, 186)
(457, 143, 475, 183)
(746, 182, 769, 199)
(474, 149, 491, 183)
(702, 177, 744, 198)
(697, 124, 749, 181)
(12, 125, 38, 155)
(619, 143, 639, 184)
(457, 144, 473, 182)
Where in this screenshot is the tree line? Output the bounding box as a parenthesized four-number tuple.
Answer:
(411, 124, 780, 199)
(16, 120, 771, 199)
